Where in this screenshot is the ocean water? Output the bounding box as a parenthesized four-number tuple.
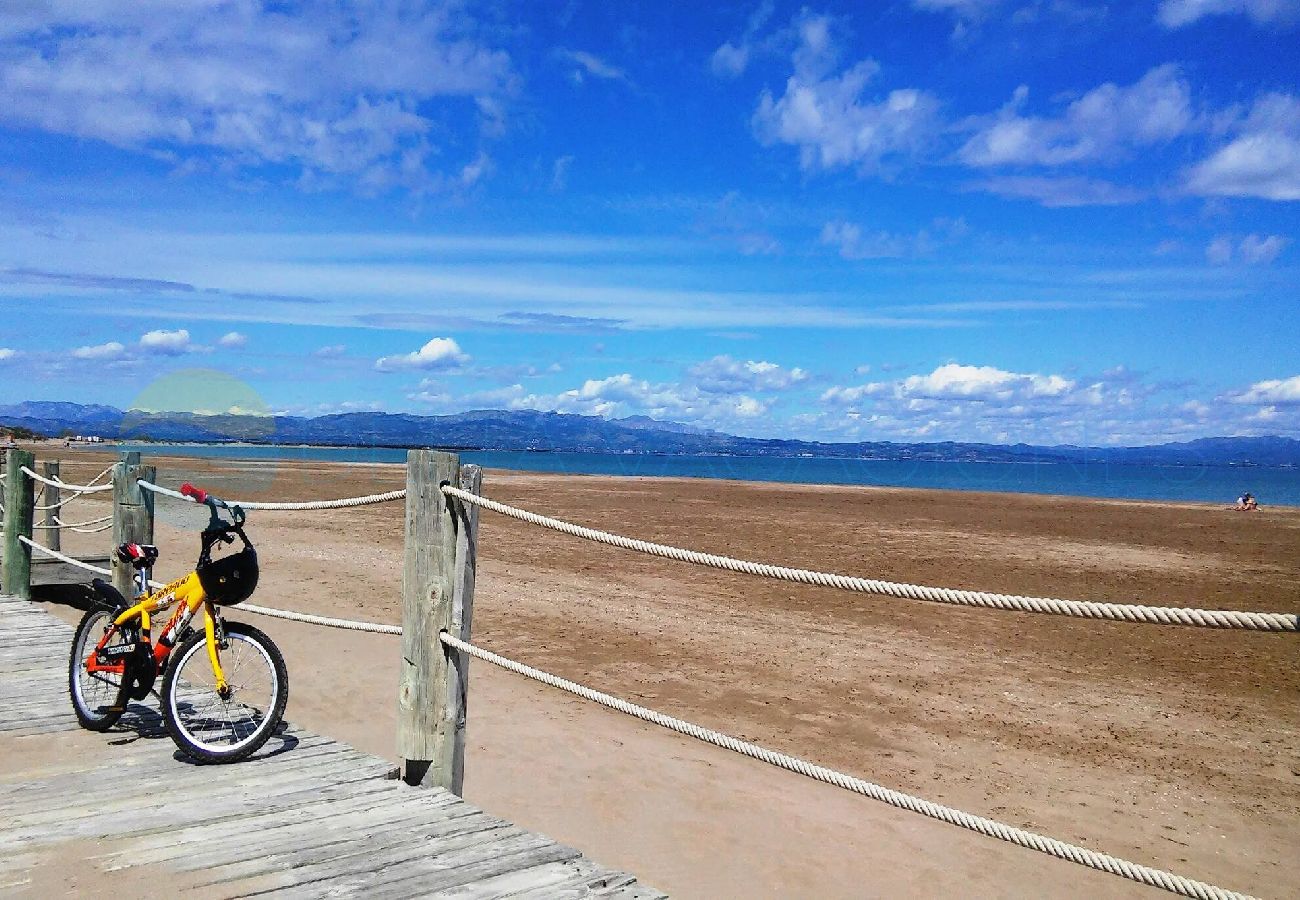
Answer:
(106, 443, 1300, 507)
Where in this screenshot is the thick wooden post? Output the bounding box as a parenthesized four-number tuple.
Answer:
(2, 449, 35, 599)
(398, 450, 470, 791)
(41, 461, 61, 553)
(111, 451, 155, 599)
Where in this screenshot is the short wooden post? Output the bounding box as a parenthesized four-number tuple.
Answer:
(111, 451, 155, 599)
(398, 450, 476, 792)
(2, 449, 36, 599)
(41, 461, 61, 553)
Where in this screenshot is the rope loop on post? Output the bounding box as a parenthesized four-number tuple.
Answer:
(441, 486, 1297, 633)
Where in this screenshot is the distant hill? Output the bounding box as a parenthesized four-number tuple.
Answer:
(2, 400, 1298, 467)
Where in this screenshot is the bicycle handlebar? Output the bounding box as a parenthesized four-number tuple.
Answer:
(180, 482, 245, 529)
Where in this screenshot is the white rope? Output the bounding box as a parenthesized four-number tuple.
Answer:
(137, 479, 406, 511)
(19, 536, 111, 576)
(20, 466, 114, 493)
(49, 514, 113, 534)
(441, 631, 1252, 900)
(443, 487, 1298, 633)
(236, 602, 403, 635)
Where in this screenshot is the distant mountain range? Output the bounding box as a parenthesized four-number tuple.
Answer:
(2, 400, 1298, 467)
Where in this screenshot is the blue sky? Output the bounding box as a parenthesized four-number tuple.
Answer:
(1, 0, 1297, 446)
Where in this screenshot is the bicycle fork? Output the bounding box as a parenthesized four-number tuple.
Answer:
(203, 603, 231, 697)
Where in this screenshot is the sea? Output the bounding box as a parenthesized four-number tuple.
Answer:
(106, 444, 1300, 507)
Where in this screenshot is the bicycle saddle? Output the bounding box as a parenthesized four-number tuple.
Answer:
(115, 543, 159, 570)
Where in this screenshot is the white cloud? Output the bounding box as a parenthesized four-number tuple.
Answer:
(558, 49, 628, 84)
(1157, 0, 1300, 27)
(1233, 375, 1300, 405)
(1240, 233, 1289, 263)
(217, 331, 247, 348)
(824, 363, 1088, 407)
(375, 337, 469, 372)
(1186, 93, 1300, 200)
(821, 221, 933, 259)
(687, 356, 808, 393)
(138, 328, 192, 355)
(72, 341, 126, 360)
(1206, 233, 1289, 264)
(0, 348, 15, 361)
(312, 344, 347, 358)
(0, 3, 511, 191)
(710, 0, 776, 78)
(752, 14, 941, 174)
(969, 175, 1146, 207)
(959, 66, 1193, 168)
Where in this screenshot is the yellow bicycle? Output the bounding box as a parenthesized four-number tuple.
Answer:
(68, 483, 287, 763)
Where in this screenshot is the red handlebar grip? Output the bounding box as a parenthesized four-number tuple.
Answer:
(180, 482, 209, 503)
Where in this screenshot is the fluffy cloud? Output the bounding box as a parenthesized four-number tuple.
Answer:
(375, 337, 469, 372)
(1206, 233, 1290, 264)
(0, 3, 512, 191)
(72, 341, 126, 360)
(710, 0, 776, 78)
(752, 14, 941, 174)
(688, 356, 808, 393)
(217, 331, 247, 348)
(1232, 375, 1300, 405)
(1157, 0, 1300, 27)
(822, 363, 1095, 410)
(0, 348, 15, 361)
(959, 66, 1193, 167)
(138, 329, 193, 355)
(1186, 93, 1300, 200)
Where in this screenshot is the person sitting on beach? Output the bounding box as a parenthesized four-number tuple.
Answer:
(1235, 492, 1258, 511)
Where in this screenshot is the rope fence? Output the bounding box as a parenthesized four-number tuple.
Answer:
(441, 486, 1297, 633)
(6, 451, 1286, 899)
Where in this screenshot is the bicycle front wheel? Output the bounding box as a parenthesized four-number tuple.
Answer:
(69, 607, 132, 731)
(161, 620, 288, 763)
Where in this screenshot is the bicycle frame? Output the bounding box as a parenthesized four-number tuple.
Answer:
(84, 571, 229, 692)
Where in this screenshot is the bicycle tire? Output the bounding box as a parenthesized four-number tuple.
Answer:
(161, 620, 288, 763)
(68, 608, 131, 731)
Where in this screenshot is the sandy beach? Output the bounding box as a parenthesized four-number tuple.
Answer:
(24, 446, 1300, 899)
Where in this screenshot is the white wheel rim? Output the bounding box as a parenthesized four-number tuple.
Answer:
(168, 631, 278, 754)
(72, 611, 126, 719)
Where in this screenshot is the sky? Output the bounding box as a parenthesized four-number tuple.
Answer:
(0, 0, 1298, 447)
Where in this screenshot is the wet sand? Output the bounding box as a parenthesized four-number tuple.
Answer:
(31, 447, 1300, 898)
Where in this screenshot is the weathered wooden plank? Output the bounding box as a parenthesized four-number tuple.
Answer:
(0, 596, 662, 898)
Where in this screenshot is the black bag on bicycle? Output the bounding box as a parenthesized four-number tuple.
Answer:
(197, 527, 259, 606)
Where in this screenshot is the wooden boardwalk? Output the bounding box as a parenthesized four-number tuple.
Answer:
(0, 595, 666, 899)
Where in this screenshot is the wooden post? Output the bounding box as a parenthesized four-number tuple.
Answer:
(397, 450, 475, 792)
(2, 449, 35, 599)
(447, 463, 481, 791)
(41, 461, 61, 553)
(111, 451, 155, 599)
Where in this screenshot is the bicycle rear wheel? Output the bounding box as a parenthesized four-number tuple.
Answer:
(161, 620, 288, 763)
(68, 608, 131, 731)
